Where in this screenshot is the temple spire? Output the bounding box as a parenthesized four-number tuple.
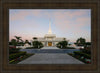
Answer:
(48, 20, 52, 34)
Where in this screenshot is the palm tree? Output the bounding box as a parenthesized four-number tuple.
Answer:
(14, 36, 21, 43)
(20, 39, 24, 42)
(10, 39, 17, 46)
(76, 37, 86, 46)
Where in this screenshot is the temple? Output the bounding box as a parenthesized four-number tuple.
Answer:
(32, 21, 67, 47)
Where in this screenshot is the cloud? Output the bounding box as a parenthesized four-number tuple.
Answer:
(52, 10, 91, 33)
(9, 9, 91, 42)
(10, 9, 42, 21)
(51, 10, 91, 42)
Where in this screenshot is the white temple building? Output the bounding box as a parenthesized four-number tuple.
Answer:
(32, 21, 67, 47)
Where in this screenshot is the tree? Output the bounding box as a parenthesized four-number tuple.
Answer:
(63, 38, 66, 41)
(56, 41, 68, 48)
(25, 40, 29, 44)
(24, 40, 31, 46)
(85, 42, 91, 45)
(19, 39, 24, 46)
(33, 37, 37, 40)
(32, 41, 43, 48)
(18, 42, 24, 46)
(10, 39, 17, 46)
(76, 37, 86, 46)
(20, 39, 24, 42)
(84, 42, 91, 49)
(14, 36, 21, 43)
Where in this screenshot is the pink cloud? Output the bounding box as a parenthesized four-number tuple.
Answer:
(71, 10, 88, 16)
(53, 17, 90, 35)
(51, 10, 90, 33)
(9, 9, 91, 42)
(10, 10, 42, 21)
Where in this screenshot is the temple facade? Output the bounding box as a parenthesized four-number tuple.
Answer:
(32, 21, 67, 47)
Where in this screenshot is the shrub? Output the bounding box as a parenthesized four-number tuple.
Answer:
(9, 52, 26, 61)
(32, 41, 43, 48)
(74, 51, 91, 59)
(56, 41, 68, 48)
(9, 48, 21, 54)
(74, 51, 82, 56)
(66, 47, 76, 49)
(80, 49, 91, 54)
(83, 54, 91, 59)
(26, 47, 34, 49)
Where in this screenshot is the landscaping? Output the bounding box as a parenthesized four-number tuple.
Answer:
(9, 48, 34, 64)
(32, 41, 44, 49)
(56, 41, 68, 49)
(56, 41, 76, 49)
(68, 49, 91, 64)
(25, 47, 38, 49)
(64, 47, 75, 49)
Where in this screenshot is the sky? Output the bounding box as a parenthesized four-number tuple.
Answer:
(9, 9, 91, 42)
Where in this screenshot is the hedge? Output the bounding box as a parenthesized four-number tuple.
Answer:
(9, 52, 26, 61)
(74, 51, 91, 59)
(80, 49, 91, 54)
(9, 48, 21, 54)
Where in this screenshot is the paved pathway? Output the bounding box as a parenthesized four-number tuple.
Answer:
(41, 47, 59, 49)
(18, 53, 84, 64)
(20, 49, 80, 53)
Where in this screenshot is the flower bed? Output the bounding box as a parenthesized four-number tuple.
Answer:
(9, 51, 27, 60)
(68, 51, 91, 64)
(9, 51, 34, 64)
(74, 51, 91, 59)
(9, 48, 21, 54)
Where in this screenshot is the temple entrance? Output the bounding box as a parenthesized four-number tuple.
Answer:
(48, 42, 52, 46)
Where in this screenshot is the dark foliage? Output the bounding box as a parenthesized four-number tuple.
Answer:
(80, 49, 91, 54)
(74, 51, 91, 59)
(56, 41, 68, 48)
(32, 41, 43, 48)
(9, 52, 26, 61)
(9, 48, 21, 54)
(76, 37, 86, 46)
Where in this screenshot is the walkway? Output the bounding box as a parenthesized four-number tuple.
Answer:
(18, 53, 84, 64)
(20, 49, 80, 53)
(41, 47, 59, 49)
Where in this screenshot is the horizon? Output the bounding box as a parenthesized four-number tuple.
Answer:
(9, 9, 91, 42)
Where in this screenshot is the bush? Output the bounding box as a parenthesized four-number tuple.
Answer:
(66, 47, 76, 49)
(74, 51, 91, 59)
(26, 47, 34, 49)
(9, 48, 21, 54)
(56, 41, 68, 48)
(80, 49, 91, 54)
(9, 53, 34, 64)
(32, 41, 43, 48)
(9, 52, 26, 61)
(83, 54, 91, 59)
